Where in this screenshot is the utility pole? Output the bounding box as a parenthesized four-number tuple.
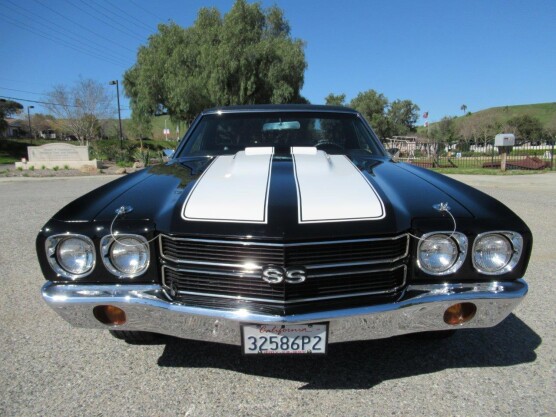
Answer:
(27, 105, 34, 140)
(109, 80, 123, 149)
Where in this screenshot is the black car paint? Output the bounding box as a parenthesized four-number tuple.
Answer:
(36, 159, 531, 286)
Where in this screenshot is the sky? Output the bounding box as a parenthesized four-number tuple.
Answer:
(1, 0, 555, 124)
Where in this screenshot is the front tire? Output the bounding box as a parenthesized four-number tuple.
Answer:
(109, 330, 159, 343)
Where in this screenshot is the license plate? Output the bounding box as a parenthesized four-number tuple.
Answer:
(241, 323, 328, 355)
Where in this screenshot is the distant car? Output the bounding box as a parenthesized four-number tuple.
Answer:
(39, 105, 531, 354)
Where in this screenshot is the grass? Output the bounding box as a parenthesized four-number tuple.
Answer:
(431, 168, 548, 175)
(0, 154, 17, 164)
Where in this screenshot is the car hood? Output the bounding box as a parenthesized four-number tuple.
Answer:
(53, 151, 522, 240)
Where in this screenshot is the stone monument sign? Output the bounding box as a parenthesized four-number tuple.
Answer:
(15, 143, 98, 170)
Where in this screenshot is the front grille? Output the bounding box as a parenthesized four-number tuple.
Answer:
(160, 234, 409, 269)
(159, 234, 409, 307)
(162, 264, 406, 303)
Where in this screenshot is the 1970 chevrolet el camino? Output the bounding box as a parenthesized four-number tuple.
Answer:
(39, 105, 531, 354)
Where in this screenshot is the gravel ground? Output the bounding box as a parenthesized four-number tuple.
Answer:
(0, 173, 554, 417)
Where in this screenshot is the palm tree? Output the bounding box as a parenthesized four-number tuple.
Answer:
(461, 104, 468, 114)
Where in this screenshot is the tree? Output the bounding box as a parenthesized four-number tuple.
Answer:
(0, 99, 24, 134)
(430, 116, 457, 142)
(387, 99, 420, 136)
(124, 0, 307, 123)
(45, 78, 114, 145)
(506, 114, 543, 142)
(349, 90, 390, 138)
(544, 117, 556, 144)
(474, 113, 501, 146)
(324, 93, 346, 106)
(127, 114, 153, 140)
(460, 104, 467, 114)
(30, 113, 56, 134)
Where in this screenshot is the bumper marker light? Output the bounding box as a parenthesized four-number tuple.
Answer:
(443, 302, 477, 325)
(93, 305, 126, 325)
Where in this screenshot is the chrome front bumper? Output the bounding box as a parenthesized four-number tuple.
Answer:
(41, 279, 527, 345)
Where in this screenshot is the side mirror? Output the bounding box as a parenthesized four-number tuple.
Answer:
(163, 149, 175, 158)
(386, 148, 399, 161)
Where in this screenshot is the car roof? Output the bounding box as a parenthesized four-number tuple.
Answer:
(201, 104, 358, 115)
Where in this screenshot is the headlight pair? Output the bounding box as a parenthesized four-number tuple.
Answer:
(417, 231, 522, 276)
(46, 234, 150, 279)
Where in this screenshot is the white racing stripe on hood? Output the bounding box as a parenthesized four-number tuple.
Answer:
(292, 147, 385, 223)
(182, 148, 273, 223)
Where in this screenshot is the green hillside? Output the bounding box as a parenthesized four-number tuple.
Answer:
(418, 102, 556, 135)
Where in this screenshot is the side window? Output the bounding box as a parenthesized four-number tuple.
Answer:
(187, 122, 207, 154)
(353, 121, 372, 152)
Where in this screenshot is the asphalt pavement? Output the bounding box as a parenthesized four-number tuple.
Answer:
(0, 173, 554, 416)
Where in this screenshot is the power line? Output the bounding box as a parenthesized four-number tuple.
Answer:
(0, 15, 130, 67)
(32, 0, 136, 54)
(4, 0, 134, 65)
(3, 1, 131, 66)
(70, 0, 146, 43)
(96, 0, 153, 32)
(0, 95, 130, 111)
(0, 86, 48, 96)
(128, 0, 167, 24)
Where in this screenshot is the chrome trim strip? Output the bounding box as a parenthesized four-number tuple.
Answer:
(41, 279, 528, 345)
(309, 265, 404, 278)
(202, 108, 360, 116)
(160, 233, 409, 248)
(161, 265, 406, 304)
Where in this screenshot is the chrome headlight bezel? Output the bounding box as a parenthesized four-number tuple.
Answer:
(472, 231, 523, 275)
(417, 232, 468, 276)
(100, 234, 150, 278)
(45, 234, 96, 280)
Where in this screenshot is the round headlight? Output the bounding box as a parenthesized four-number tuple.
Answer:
(56, 237, 95, 276)
(417, 233, 467, 275)
(103, 235, 150, 277)
(473, 233, 514, 274)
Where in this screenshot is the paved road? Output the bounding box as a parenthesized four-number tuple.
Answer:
(0, 174, 554, 417)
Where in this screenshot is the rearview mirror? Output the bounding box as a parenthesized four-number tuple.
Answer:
(163, 149, 175, 158)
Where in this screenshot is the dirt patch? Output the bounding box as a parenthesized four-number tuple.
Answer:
(0, 162, 140, 178)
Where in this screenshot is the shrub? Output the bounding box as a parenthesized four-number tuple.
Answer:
(53, 166, 59, 171)
(29, 166, 35, 171)
(17, 167, 23, 171)
(64, 165, 69, 170)
(41, 165, 46, 170)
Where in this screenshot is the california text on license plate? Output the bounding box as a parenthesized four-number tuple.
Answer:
(241, 323, 328, 355)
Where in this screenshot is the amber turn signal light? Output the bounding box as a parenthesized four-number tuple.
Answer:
(93, 305, 126, 325)
(443, 302, 477, 325)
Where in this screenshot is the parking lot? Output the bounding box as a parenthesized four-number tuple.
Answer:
(0, 173, 554, 417)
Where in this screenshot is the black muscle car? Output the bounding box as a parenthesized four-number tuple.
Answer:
(39, 105, 531, 354)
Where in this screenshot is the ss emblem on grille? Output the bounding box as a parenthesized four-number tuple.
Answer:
(261, 266, 306, 284)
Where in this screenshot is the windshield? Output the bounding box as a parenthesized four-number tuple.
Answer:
(176, 111, 385, 157)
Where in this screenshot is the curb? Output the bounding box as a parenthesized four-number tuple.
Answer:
(0, 175, 123, 183)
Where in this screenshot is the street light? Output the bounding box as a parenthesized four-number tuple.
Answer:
(27, 105, 34, 140)
(109, 80, 123, 149)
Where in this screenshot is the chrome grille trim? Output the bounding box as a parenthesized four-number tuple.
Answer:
(159, 233, 410, 268)
(162, 265, 407, 304)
